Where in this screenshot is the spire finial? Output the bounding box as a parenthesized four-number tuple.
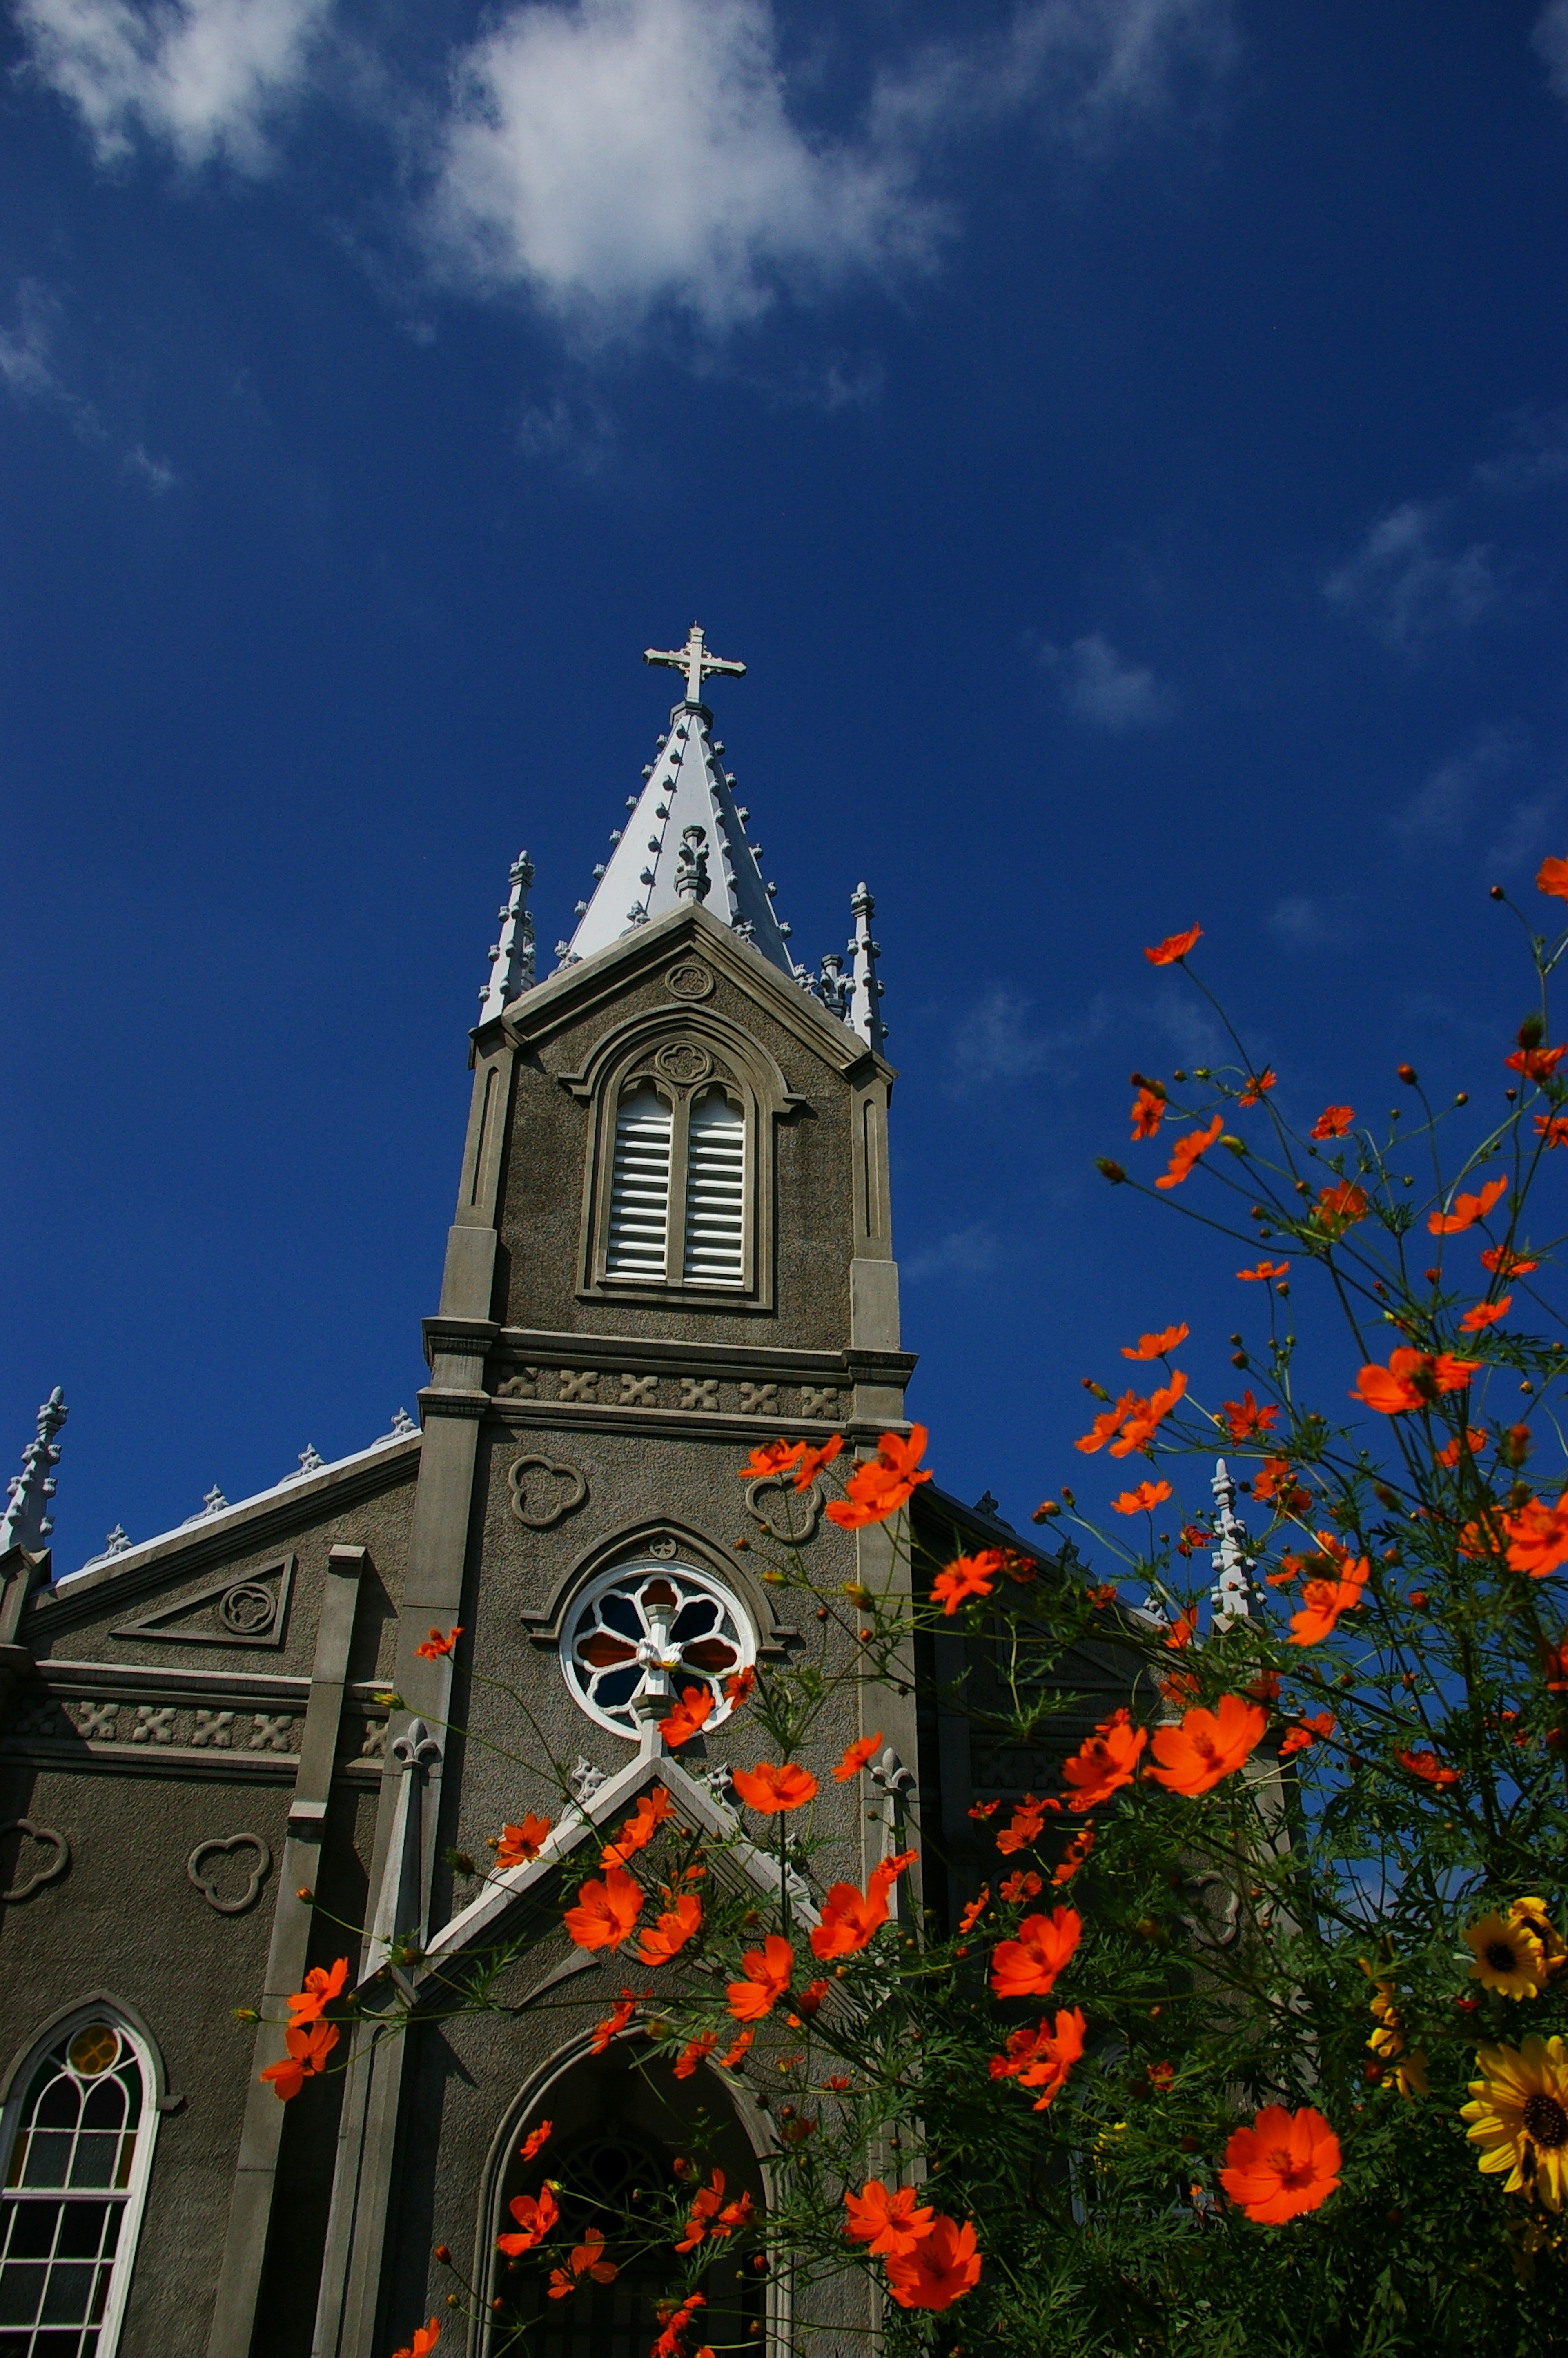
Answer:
(479, 848, 535, 1023)
(0, 1386, 67, 1559)
(847, 883, 886, 1053)
(644, 621, 746, 708)
(1209, 1457, 1255, 1627)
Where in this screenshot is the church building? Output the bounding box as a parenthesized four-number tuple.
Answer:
(0, 629, 1055, 2358)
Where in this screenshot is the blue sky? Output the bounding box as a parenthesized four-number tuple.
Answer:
(3, 0, 1568, 1570)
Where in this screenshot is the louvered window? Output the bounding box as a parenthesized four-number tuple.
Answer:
(682, 1089, 745, 1284)
(606, 1086, 673, 1278)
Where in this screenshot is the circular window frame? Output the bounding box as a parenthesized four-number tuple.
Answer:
(560, 1560, 756, 1740)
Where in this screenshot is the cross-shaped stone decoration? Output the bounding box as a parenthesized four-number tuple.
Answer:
(644, 622, 746, 706)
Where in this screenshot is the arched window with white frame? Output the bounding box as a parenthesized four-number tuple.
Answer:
(0, 2007, 160, 2358)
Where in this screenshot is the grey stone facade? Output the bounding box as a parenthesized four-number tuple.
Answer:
(0, 676, 1068, 2358)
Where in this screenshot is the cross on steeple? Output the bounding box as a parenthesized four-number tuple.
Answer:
(644, 622, 746, 707)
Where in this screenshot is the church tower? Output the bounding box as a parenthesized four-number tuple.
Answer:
(0, 629, 1047, 2358)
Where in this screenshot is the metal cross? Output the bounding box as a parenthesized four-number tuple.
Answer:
(644, 621, 746, 706)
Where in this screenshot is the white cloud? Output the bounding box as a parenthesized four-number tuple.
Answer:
(1535, 0, 1568, 104)
(1323, 497, 1498, 651)
(123, 440, 177, 490)
(902, 1224, 1001, 1283)
(0, 279, 177, 486)
(1040, 632, 1172, 728)
(423, 0, 1234, 332)
(15, 0, 330, 169)
(1485, 791, 1561, 876)
(1386, 725, 1523, 853)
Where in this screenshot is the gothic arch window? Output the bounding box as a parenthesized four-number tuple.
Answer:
(576, 1022, 788, 1308)
(0, 2009, 160, 2358)
(561, 1561, 755, 1739)
(480, 2039, 769, 2358)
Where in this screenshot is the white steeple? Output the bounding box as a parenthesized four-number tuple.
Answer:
(0, 1386, 67, 1559)
(479, 849, 536, 1022)
(846, 883, 886, 1053)
(558, 625, 797, 977)
(1209, 1458, 1256, 1628)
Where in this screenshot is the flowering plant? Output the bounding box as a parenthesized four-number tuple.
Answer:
(245, 866, 1568, 2356)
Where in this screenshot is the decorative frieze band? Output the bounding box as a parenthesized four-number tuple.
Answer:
(494, 1367, 845, 1421)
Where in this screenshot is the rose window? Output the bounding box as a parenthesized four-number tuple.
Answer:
(562, 1564, 754, 1738)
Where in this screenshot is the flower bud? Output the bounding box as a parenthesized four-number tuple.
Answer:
(1490, 884, 1505, 900)
(1095, 1158, 1127, 1185)
(434, 2246, 452, 2265)
(1397, 1064, 1417, 1085)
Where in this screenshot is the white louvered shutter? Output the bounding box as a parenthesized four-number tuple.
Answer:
(683, 1089, 746, 1284)
(606, 1086, 673, 1277)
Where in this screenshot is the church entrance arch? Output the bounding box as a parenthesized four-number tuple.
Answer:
(479, 2036, 769, 2358)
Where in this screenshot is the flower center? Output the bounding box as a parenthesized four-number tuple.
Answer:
(1524, 2093, 1568, 2150)
(1486, 1939, 1521, 1973)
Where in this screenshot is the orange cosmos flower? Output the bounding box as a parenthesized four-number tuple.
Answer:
(637, 1893, 702, 1967)
(723, 1665, 756, 1708)
(390, 2323, 439, 2358)
(1504, 1489, 1568, 1578)
(1508, 1042, 1568, 1080)
(1219, 2105, 1341, 2224)
(1220, 1390, 1279, 1443)
(932, 1550, 1005, 1613)
(414, 1625, 462, 1659)
(731, 1761, 818, 1813)
(825, 1426, 933, 1527)
(834, 1732, 882, 1781)
(1002, 1868, 1045, 1901)
(739, 1438, 806, 1480)
(1052, 1827, 1094, 1886)
(548, 2226, 617, 2295)
(1110, 1370, 1189, 1459)
(519, 2120, 552, 2160)
(726, 1933, 794, 2020)
(1061, 1708, 1148, 1810)
(1396, 1748, 1459, 1787)
(1428, 1173, 1508, 1234)
(676, 2168, 753, 2252)
(651, 2293, 704, 2358)
(1113, 1479, 1172, 1514)
(563, 1868, 643, 1952)
(1238, 1069, 1276, 1106)
(1075, 1389, 1138, 1453)
(1483, 1244, 1539, 1275)
(1156, 1113, 1224, 1191)
(1459, 1295, 1512, 1332)
(1131, 1087, 1166, 1140)
(1437, 1427, 1487, 1465)
(1310, 1106, 1353, 1139)
(844, 2180, 935, 2257)
(674, 2031, 718, 2079)
(1123, 1323, 1189, 1360)
(1145, 924, 1203, 966)
(494, 1814, 552, 1870)
(808, 1853, 915, 1959)
(1351, 1347, 1479, 1414)
(1145, 1695, 1267, 1795)
(958, 1887, 991, 1932)
(793, 1434, 844, 1488)
(715, 2028, 754, 2069)
(1536, 1115, 1568, 1148)
(497, 2185, 559, 2256)
(996, 1794, 1051, 1855)
(260, 2019, 338, 2101)
(884, 2216, 982, 2311)
(286, 1957, 349, 2026)
(590, 1990, 640, 2053)
(1279, 1710, 1335, 1758)
(1313, 1180, 1368, 1236)
(1238, 1259, 1290, 1281)
(989, 2006, 1086, 2109)
(989, 1906, 1082, 2001)
(600, 1787, 672, 1870)
(1287, 1550, 1369, 1644)
(1538, 855, 1568, 901)
(659, 1684, 715, 1748)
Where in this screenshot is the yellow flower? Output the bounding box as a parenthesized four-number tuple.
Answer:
(1393, 2051, 1429, 2100)
(1510, 1897, 1567, 1977)
(1465, 1911, 1547, 1999)
(1463, 2036, 1568, 2209)
(1362, 1971, 1425, 2100)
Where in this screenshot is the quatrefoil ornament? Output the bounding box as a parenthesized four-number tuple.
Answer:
(508, 1455, 589, 1530)
(187, 1833, 272, 1916)
(0, 1820, 70, 1901)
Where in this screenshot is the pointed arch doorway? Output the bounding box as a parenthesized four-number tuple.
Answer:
(479, 2036, 771, 2358)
